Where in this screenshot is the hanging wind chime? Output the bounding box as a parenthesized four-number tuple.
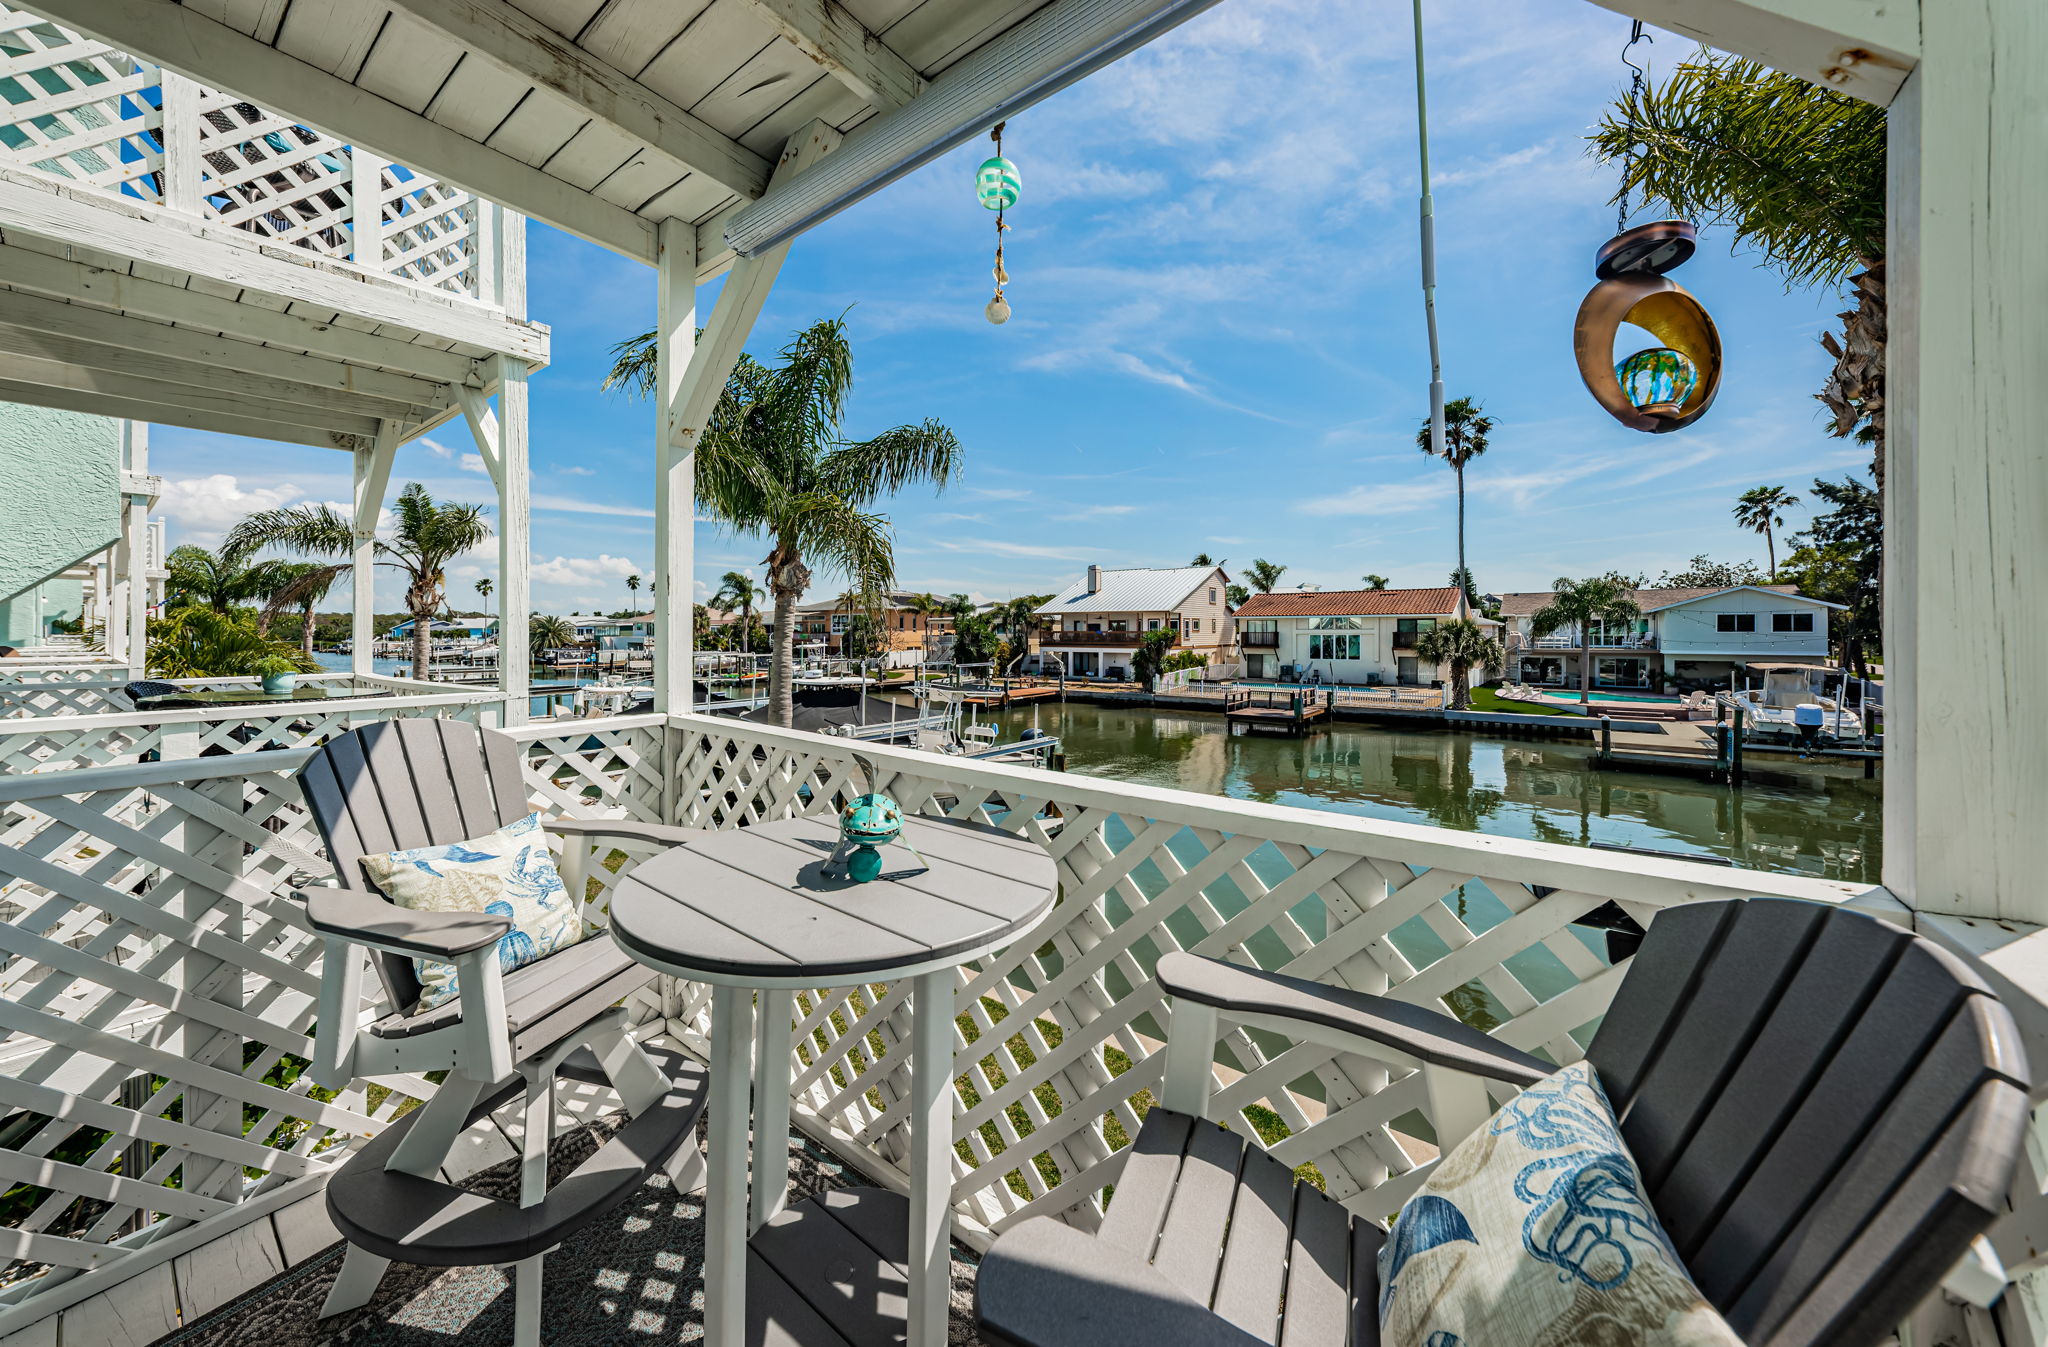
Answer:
(1573, 22, 1723, 433)
(976, 123, 1019, 324)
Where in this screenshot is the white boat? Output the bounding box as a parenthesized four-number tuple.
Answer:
(1721, 663, 1867, 741)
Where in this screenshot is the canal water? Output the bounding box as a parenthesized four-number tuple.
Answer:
(979, 701, 1879, 1044)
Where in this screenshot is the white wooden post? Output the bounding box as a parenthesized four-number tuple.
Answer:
(495, 355, 530, 725)
(1881, 0, 2048, 927)
(158, 70, 201, 217)
(117, 421, 150, 679)
(652, 218, 696, 716)
(350, 150, 387, 274)
(351, 425, 398, 679)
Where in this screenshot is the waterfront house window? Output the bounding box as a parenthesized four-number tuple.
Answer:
(1209, 588, 1218, 603)
(1309, 634, 1320, 659)
(1310, 617, 1362, 630)
(1395, 618, 1436, 636)
(1717, 613, 1757, 633)
(1772, 612, 1815, 633)
(831, 615, 849, 634)
(1110, 620, 1127, 632)
(1148, 619, 1159, 630)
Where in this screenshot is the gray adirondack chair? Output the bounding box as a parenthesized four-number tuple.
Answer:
(977, 897, 2029, 1347)
(295, 718, 711, 1346)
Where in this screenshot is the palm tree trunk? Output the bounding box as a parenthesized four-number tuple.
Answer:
(769, 585, 799, 728)
(1580, 647, 1592, 705)
(413, 614, 431, 682)
(1765, 527, 1777, 580)
(301, 602, 316, 663)
(1455, 462, 1467, 601)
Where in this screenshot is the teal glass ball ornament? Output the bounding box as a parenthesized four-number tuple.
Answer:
(1615, 346, 1699, 416)
(976, 156, 1019, 211)
(846, 844, 883, 883)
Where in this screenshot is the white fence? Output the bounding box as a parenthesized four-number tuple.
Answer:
(0, 708, 1894, 1334)
(0, 3, 492, 302)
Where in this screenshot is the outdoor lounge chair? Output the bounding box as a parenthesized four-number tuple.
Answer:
(294, 718, 713, 1347)
(976, 897, 2028, 1347)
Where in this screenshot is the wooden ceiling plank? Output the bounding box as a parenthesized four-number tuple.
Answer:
(573, 0, 713, 80)
(379, 0, 771, 201)
(736, 0, 924, 108)
(0, 354, 384, 444)
(30, 0, 658, 264)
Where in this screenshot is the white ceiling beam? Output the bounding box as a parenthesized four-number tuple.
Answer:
(381, 0, 771, 202)
(27, 0, 658, 264)
(0, 166, 547, 363)
(724, 0, 1228, 256)
(0, 344, 385, 439)
(737, 0, 925, 108)
(1581, 0, 1914, 105)
(0, 286, 449, 418)
(0, 369, 374, 451)
(0, 248, 484, 384)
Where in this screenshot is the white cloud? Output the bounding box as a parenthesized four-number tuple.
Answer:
(1076, 504, 1137, 518)
(963, 486, 1033, 502)
(1297, 479, 1453, 517)
(459, 453, 489, 474)
(930, 538, 1099, 562)
(418, 437, 454, 459)
(530, 553, 646, 587)
(558, 465, 595, 476)
(530, 494, 657, 519)
(157, 474, 305, 547)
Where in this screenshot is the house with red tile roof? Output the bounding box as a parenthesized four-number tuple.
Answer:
(1231, 585, 1496, 686)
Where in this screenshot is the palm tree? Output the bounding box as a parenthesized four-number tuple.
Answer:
(475, 577, 494, 615)
(712, 570, 767, 654)
(227, 482, 492, 682)
(529, 613, 576, 655)
(1591, 55, 1887, 486)
(609, 316, 961, 727)
(1416, 396, 1494, 596)
(1733, 485, 1799, 579)
(261, 561, 344, 664)
(1242, 559, 1287, 594)
(1415, 618, 1505, 711)
(626, 573, 641, 612)
(1362, 574, 1390, 590)
(163, 543, 294, 615)
(1189, 552, 1223, 568)
(1528, 576, 1643, 705)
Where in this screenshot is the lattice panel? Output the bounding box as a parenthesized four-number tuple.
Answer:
(193, 88, 351, 256)
(0, 681, 131, 719)
(667, 719, 1795, 1239)
(379, 169, 478, 297)
(0, 7, 162, 200)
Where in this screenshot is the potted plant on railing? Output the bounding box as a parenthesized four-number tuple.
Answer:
(254, 654, 301, 698)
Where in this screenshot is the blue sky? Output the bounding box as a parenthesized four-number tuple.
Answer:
(149, 0, 1868, 614)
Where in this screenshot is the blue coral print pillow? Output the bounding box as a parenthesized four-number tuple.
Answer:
(359, 812, 582, 1011)
(1378, 1060, 1742, 1347)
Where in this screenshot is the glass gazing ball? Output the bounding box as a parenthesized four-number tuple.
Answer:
(976, 156, 1019, 211)
(846, 844, 883, 883)
(985, 294, 1011, 325)
(1615, 347, 1699, 415)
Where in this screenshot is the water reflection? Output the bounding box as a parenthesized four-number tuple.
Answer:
(991, 702, 1878, 883)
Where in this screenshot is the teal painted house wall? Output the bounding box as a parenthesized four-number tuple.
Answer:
(0, 404, 121, 644)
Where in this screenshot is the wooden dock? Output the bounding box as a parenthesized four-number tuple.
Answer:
(1225, 688, 1332, 735)
(1593, 717, 1734, 779)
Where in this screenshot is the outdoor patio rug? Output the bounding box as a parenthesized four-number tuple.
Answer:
(152, 1117, 986, 1346)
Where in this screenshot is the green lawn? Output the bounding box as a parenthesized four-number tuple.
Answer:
(1462, 683, 1586, 717)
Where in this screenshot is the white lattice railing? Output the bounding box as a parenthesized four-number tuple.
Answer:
(662, 714, 1891, 1239)
(0, 716, 670, 1330)
(0, 4, 493, 302)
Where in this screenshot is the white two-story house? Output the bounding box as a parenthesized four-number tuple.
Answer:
(1033, 564, 1233, 679)
(1231, 585, 1491, 685)
(1499, 584, 1843, 691)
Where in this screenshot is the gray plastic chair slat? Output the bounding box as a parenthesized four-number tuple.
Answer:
(1685, 946, 1984, 1307)
(1585, 901, 1735, 1109)
(1278, 1183, 1352, 1347)
(1210, 1140, 1299, 1343)
(752, 1189, 911, 1347)
(1754, 1079, 2030, 1347)
(748, 1248, 858, 1347)
(1151, 1120, 1247, 1306)
(366, 936, 649, 1040)
(399, 720, 468, 848)
(1725, 998, 2026, 1342)
(362, 719, 433, 853)
(1613, 898, 1828, 1188)
(1652, 911, 1913, 1257)
(319, 728, 389, 865)
(1097, 1108, 1194, 1253)
(1347, 1218, 1385, 1347)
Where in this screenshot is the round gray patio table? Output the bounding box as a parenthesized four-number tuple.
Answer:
(608, 813, 1057, 1347)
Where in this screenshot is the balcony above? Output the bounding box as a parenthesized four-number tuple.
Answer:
(1240, 630, 1280, 648)
(1040, 628, 1176, 648)
(1511, 632, 1660, 652)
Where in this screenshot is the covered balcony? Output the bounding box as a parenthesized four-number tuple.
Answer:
(0, 0, 2040, 1345)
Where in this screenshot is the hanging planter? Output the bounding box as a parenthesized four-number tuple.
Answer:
(978, 124, 1016, 324)
(1573, 219, 1723, 433)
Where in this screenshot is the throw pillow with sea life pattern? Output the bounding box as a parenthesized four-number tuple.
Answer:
(359, 812, 583, 1011)
(1378, 1060, 1742, 1347)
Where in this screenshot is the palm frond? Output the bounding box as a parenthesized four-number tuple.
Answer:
(820, 420, 962, 505)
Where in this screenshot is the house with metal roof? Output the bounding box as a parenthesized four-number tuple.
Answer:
(1032, 564, 1231, 679)
(1497, 584, 1845, 691)
(1232, 585, 1494, 686)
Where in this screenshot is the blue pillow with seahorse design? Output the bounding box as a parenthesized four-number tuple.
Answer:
(359, 812, 582, 1011)
(1378, 1060, 1742, 1347)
